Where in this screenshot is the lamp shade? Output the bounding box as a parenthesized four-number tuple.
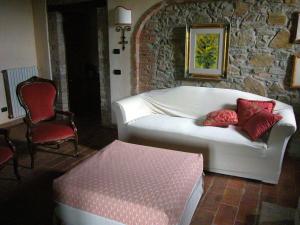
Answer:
(115, 6, 132, 25)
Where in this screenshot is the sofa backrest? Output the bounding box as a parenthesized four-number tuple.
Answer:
(141, 86, 291, 119)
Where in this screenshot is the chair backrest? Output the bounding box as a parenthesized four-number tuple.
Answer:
(17, 77, 57, 124)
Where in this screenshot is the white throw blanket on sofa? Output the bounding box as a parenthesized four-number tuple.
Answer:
(141, 87, 290, 119)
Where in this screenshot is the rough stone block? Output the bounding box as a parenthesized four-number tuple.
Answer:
(278, 95, 291, 103)
(249, 54, 275, 67)
(231, 30, 255, 47)
(269, 67, 286, 75)
(268, 13, 287, 26)
(215, 81, 231, 89)
(257, 73, 272, 79)
(284, 0, 298, 4)
(255, 28, 276, 36)
(276, 51, 290, 60)
(240, 67, 252, 75)
(222, 3, 234, 17)
(244, 12, 258, 22)
(181, 80, 198, 86)
(244, 76, 267, 96)
(234, 2, 249, 17)
(269, 82, 286, 94)
(228, 64, 240, 75)
(270, 30, 292, 48)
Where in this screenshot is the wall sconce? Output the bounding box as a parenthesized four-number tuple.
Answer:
(115, 6, 132, 51)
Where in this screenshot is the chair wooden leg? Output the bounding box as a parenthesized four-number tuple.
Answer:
(73, 135, 79, 157)
(28, 142, 35, 169)
(13, 156, 21, 180)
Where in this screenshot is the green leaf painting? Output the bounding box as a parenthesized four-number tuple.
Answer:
(194, 33, 220, 69)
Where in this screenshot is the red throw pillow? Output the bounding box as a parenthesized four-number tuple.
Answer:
(203, 109, 238, 127)
(242, 110, 282, 141)
(237, 98, 276, 126)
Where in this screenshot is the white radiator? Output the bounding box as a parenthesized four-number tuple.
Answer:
(2, 66, 37, 119)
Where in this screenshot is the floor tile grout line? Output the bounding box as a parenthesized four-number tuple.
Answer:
(232, 191, 243, 225)
(254, 183, 263, 225)
(224, 179, 239, 225)
(211, 201, 221, 225)
(233, 181, 246, 224)
(199, 174, 215, 207)
(211, 177, 230, 225)
(207, 177, 219, 224)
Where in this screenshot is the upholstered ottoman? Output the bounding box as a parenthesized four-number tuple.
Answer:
(54, 141, 203, 225)
(53, 140, 204, 225)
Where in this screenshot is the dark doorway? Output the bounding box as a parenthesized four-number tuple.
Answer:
(47, 1, 107, 125)
(63, 7, 100, 118)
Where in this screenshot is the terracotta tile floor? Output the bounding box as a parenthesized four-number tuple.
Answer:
(191, 157, 300, 225)
(0, 118, 299, 225)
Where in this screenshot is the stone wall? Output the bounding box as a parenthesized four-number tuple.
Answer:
(133, 0, 300, 155)
(48, 12, 69, 111)
(97, 8, 111, 126)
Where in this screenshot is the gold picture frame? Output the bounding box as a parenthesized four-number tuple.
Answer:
(185, 23, 230, 80)
(291, 55, 300, 88)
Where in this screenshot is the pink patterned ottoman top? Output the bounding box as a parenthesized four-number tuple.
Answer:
(53, 140, 203, 225)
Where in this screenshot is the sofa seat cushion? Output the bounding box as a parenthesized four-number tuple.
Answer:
(127, 114, 267, 151)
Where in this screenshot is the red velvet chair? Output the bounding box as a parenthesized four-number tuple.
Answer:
(17, 76, 78, 168)
(0, 128, 20, 180)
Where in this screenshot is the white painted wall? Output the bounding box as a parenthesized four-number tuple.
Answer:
(107, 0, 161, 103)
(0, 0, 160, 125)
(0, 0, 38, 124)
(32, 0, 52, 79)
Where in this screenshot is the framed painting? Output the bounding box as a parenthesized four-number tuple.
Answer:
(291, 55, 300, 88)
(185, 24, 230, 80)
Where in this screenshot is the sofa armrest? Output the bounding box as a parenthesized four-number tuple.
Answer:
(267, 107, 297, 147)
(113, 95, 153, 125)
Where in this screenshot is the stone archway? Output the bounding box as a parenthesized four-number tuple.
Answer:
(131, 2, 164, 95)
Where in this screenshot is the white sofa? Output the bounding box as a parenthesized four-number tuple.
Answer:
(113, 86, 297, 184)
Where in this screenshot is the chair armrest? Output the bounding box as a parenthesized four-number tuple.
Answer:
(113, 95, 153, 125)
(55, 110, 77, 131)
(267, 107, 297, 146)
(55, 110, 75, 119)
